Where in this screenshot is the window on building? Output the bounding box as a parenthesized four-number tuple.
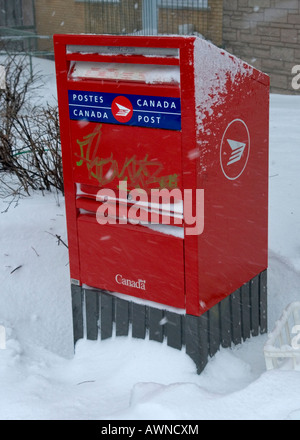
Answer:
(158, 1, 209, 9)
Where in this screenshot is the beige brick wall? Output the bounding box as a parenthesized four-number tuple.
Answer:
(35, 0, 86, 50)
(223, 0, 300, 94)
(158, 0, 223, 46)
(207, 0, 223, 47)
(34, 0, 223, 49)
(87, 0, 143, 34)
(158, 8, 209, 39)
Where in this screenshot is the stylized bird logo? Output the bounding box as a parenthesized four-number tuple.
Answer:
(115, 103, 131, 117)
(226, 139, 246, 166)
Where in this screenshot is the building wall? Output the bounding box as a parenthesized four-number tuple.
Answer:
(86, 0, 143, 34)
(158, 0, 223, 46)
(35, 0, 86, 50)
(158, 7, 209, 39)
(223, 0, 300, 94)
(0, 0, 35, 28)
(34, 0, 223, 47)
(207, 0, 223, 47)
(22, 0, 35, 28)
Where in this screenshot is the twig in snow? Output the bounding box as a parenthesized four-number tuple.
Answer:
(31, 246, 39, 257)
(45, 231, 68, 248)
(76, 380, 96, 386)
(10, 265, 22, 274)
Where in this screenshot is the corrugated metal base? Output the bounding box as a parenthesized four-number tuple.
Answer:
(71, 270, 267, 374)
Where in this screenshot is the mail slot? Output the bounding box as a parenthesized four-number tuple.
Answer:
(54, 34, 269, 372)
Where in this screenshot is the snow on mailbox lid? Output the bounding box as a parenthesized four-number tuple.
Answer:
(69, 61, 180, 84)
(68, 62, 181, 130)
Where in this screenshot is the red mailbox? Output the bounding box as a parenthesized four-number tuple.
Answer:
(54, 34, 269, 372)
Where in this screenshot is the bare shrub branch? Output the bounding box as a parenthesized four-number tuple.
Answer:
(0, 53, 64, 204)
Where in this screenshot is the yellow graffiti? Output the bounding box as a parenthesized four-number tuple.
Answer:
(75, 124, 178, 190)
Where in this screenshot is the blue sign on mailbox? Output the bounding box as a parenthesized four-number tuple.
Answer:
(68, 90, 181, 130)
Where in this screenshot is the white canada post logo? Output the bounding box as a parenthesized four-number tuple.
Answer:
(220, 119, 250, 180)
(115, 274, 146, 290)
(111, 96, 133, 123)
(115, 102, 131, 117)
(226, 139, 247, 166)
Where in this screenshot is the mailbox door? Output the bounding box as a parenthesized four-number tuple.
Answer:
(77, 216, 185, 309)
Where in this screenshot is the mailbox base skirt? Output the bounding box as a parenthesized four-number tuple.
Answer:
(71, 270, 267, 374)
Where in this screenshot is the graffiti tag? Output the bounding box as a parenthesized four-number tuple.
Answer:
(75, 124, 178, 190)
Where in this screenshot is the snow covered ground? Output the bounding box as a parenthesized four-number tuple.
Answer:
(0, 58, 300, 420)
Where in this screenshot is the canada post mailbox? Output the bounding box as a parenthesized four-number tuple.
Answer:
(54, 34, 269, 372)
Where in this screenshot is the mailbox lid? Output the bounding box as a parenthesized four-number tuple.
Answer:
(69, 61, 180, 84)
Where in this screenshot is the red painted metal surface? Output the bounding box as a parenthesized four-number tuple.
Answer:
(54, 34, 269, 316)
(77, 217, 185, 308)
